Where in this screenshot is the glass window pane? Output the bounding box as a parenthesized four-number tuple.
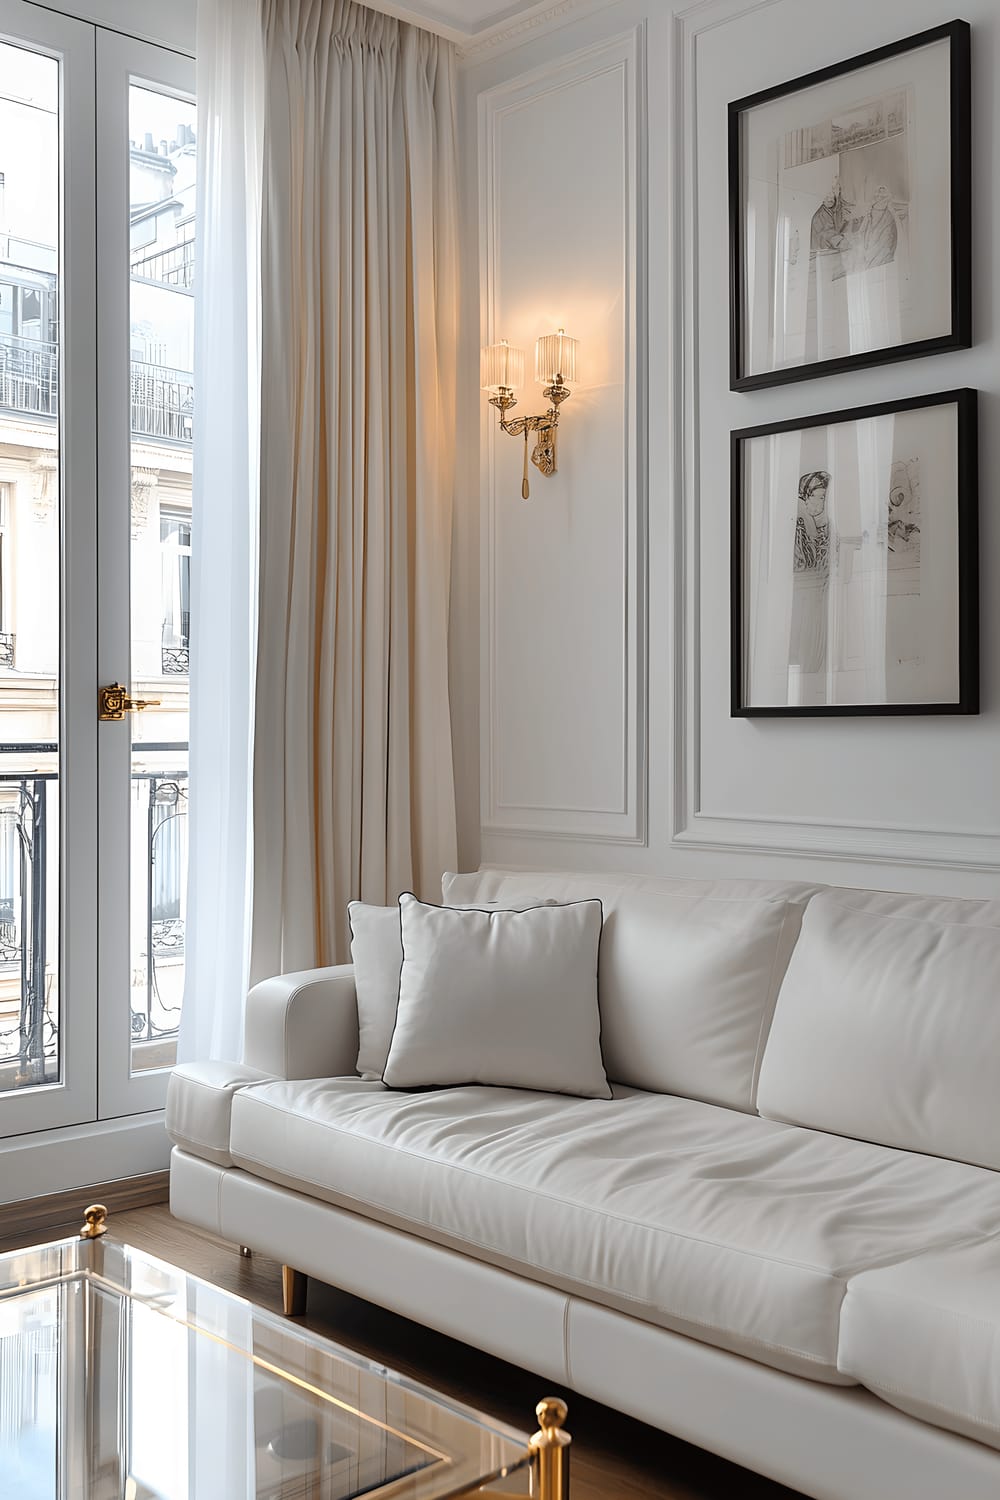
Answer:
(128, 84, 195, 1073)
(0, 41, 61, 1096)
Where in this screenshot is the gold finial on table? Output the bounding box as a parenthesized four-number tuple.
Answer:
(530, 1396, 571, 1499)
(79, 1204, 108, 1239)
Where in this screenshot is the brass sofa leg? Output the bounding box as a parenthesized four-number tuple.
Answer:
(282, 1265, 307, 1317)
(239, 1245, 252, 1258)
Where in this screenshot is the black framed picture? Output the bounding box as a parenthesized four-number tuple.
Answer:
(731, 389, 978, 717)
(729, 21, 971, 391)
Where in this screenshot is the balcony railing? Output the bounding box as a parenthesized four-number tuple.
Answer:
(0, 334, 193, 444)
(0, 749, 188, 1078)
(131, 236, 196, 290)
(161, 644, 189, 675)
(130, 362, 194, 443)
(132, 760, 188, 1046)
(0, 336, 58, 419)
(0, 771, 55, 1086)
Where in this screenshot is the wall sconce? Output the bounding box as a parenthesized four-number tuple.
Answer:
(481, 329, 579, 499)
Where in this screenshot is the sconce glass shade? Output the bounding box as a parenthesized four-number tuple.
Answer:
(535, 328, 578, 385)
(480, 339, 525, 392)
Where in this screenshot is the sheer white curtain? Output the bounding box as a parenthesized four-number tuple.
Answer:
(250, 0, 459, 981)
(181, 0, 459, 1057)
(178, 0, 264, 1063)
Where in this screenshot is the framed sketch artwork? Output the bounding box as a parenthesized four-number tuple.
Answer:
(729, 21, 971, 390)
(731, 390, 978, 717)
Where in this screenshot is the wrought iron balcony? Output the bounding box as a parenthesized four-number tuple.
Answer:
(131, 235, 196, 290)
(132, 761, 189, 1048)
(161, 644, 189, 675)
(0, 336, 58, 420)
(130, 361, 194, 444)
(0, 770, 56, 1086)
(0, 634, 15, 670)
(0, 749, 188, 1080)
(0, 334, 193, 444)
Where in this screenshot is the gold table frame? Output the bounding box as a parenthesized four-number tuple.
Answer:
(6, 1202, 572, 1500)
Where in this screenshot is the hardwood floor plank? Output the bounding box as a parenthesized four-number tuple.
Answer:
(0, 1203, 805, 1499)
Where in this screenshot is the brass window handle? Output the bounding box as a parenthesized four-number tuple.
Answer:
(99, 683, 161, 721)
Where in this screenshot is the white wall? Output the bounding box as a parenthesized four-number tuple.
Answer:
(455, 0, 1000, 897)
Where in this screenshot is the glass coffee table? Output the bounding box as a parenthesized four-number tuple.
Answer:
(0, 1206, 571, 1499)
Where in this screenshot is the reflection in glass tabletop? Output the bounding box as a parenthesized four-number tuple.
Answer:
(0, 1227, 551, 1499)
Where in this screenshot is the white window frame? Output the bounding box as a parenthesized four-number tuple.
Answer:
(0, 0, 193, 1194)
(0, 0, 97, 1144)
(96, 29, 194, 1120)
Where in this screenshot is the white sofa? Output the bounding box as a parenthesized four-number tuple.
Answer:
(167, 868, 1000, 1500)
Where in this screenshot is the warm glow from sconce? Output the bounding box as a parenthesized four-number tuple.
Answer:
(535, 328, 578, 385)
(480, 338, 525, 393)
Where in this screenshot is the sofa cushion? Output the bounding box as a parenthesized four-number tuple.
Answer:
(757, 891, 1000, 1169)
(838, 1237, 1000, 1452)
(166, 1061, 276, 1167)
(228, 1079, 1000, 1383)
(442, 869, 819, 1111)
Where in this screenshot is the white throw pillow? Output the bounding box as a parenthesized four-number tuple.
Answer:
(382, 894, 611, 1098)
(349, 894, 558, 1081)
(348, 902, 404, 1080)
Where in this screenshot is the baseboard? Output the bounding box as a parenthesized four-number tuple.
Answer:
(0, 1169, 170, 1245)
(0, 1111, 170, 1206)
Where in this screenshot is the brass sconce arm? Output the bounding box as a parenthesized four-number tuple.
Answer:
(488, 376, 572, 499)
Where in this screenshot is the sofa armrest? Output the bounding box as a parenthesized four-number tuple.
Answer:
(166, 1060, 276, 1165)
(243, 965, 360, 1080)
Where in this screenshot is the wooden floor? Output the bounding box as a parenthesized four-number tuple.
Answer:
(3, 1203, 805, 1500)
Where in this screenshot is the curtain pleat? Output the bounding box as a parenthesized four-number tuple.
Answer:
(250, 0, 459, 981)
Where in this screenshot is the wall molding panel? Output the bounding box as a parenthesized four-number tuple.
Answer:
(478, 26, 648, 845)
(467, 0, 999, 892)
(669, 0, 1000, 876)
(674, 812, 1000, 874)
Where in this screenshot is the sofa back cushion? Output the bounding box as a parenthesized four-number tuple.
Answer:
(757, 889, 1000, 1169)
(443, 869, 819, 1112)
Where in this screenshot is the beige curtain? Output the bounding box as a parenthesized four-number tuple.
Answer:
(250, 0, 459, 979)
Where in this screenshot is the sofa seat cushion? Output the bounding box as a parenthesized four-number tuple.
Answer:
(166, 1061, 277, 1167)
(227, 1080, 1000, 1383)
(838, 1237, 1000, 1451)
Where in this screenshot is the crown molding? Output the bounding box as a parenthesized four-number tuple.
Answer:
(458, 0, 620, 62)
(373, 0, 754, 63)
(353, 1, 466, 44)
